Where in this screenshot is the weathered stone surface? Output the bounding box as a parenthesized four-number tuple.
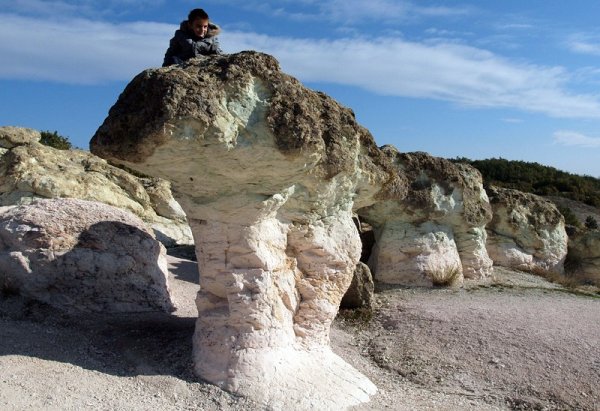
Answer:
(486, 186, 567, 275)
(0, 136, 192, 246)
(566, 229, 600, 285)
(0, 126, 41, 148)
(341, 262, 374, 309)
(0, 198, 174, 313)
(90, 52, 394, 408)
(359, 149, 493, 286)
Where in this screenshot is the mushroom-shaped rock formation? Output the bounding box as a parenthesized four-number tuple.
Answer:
(486, 186, 567, 274)
(358, 149, 494, 286)
(91, 52, 399, 408)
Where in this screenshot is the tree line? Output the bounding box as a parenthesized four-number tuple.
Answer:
(451, 157, 600, 208)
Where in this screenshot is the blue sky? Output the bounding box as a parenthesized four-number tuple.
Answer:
(2, 1, 600, 177)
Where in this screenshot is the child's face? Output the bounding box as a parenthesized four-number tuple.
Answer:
(189, 18, 209, 38)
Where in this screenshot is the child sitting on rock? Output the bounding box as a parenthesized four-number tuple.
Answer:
(162, 8, 222, 67)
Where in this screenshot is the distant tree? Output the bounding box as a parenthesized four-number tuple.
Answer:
(40, 130, 72, 150)
(585, 216, 598, 230)
(449, 157, 600, 208)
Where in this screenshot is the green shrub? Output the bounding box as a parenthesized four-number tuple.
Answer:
(450, 157, 600, 207)
(40, 130, 72, 150)
(558, 206, 581, 228)
(585, 216, 599, 230)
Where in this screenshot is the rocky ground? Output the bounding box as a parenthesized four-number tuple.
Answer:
(1, 255, 598, 410)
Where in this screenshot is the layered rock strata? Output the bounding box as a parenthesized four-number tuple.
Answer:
(358, 149, 494, 286)
(0, 198, 174, 313)
(486, 186, 567, 274)
(90, 52, 399, 408)
(0, 126, 192, 246)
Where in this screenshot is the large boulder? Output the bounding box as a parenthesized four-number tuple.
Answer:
(0, 127, 193, 247)
(358, 149, 493, 286)
(0, 198, 174, 313)
(0, 126, 41, 149)
(566, 229, 600, 285)
(90, 52, 401, 408)
(486, 186, 568, 274)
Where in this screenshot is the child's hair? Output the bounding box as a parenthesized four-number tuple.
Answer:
(188, 8, 209, 22)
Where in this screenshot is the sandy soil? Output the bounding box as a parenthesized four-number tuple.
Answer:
(1, 257, 599, 410)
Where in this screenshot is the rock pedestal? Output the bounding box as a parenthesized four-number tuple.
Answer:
(90, 52, 390, 408)
(486, 186, 567, 274)
(359, 149, 493, 286)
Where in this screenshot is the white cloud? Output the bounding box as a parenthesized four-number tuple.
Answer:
(221, 31, 600, 119)
(3, 0, 165, 18)
(203, 0, 471, 23)
(553, 130, 600, 148)
(0, 14, 171, 83)
(565, 33, 600, 56)
(3, 12, 600, 120)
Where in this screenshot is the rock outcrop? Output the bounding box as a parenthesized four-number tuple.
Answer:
(0, 126, 192, 247)
(0, 198, 174, 313)
(486, 186, 568, 274)
(90, 52, 400, 408)
(358, 149, 493, 286)
(0, 126, 41, 149)
(340, 262, 375, 309)
(566, 229, 600, 285)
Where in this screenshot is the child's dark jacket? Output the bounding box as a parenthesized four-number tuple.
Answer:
(162, 21, 222, 67)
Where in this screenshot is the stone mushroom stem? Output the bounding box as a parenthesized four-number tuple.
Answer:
(188, 211, 376, 407)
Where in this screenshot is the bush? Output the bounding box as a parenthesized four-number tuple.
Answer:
(450, 157, 600, 207)
(585, 216, 599, 230)
(40, 130, 72, 150)
(558, 206, 581, 228)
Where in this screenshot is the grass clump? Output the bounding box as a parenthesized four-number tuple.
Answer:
(429, 265, 463, 287)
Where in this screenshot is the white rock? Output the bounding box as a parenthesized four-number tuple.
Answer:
(486, 186, 567, 274)
(0, 135, 193, 246)
(0, 198, 175, 313)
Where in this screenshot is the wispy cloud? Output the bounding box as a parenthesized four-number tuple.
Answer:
(0, 14, 171, 83)
(3, 12, 600, 120)
(553, 130, 600, 148)
(502, 118, 523, 124)
(223, 31, 600, 119)
(4, 0, 165, 18)
(566, 34, 600, 56)
(203, 0, 472, 23)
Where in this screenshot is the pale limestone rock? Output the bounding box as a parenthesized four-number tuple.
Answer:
(90, 52, 395, 408)
(0, 136, 192, 246)
(369, 221, 463, 286)
(359, 149, 493, 285)
(0, 126, 41, 148)
(0, 198, 174, 313)
(486, 186, 567, 274)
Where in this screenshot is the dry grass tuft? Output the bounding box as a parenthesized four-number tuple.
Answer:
(429, 265, 463, 287)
